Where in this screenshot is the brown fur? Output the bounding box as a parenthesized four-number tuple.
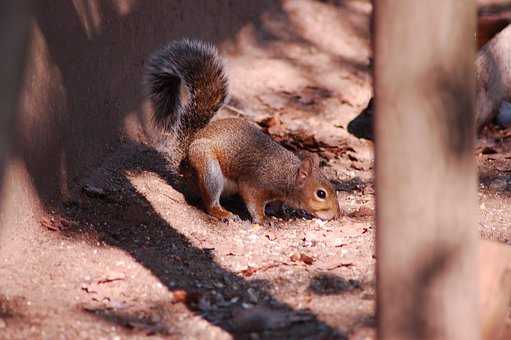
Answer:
(145, 39, 340, 223)
(189, 118, 340, 223)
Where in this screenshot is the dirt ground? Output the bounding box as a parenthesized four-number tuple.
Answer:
(1, 1, 510, 339)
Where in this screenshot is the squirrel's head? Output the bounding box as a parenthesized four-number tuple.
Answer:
(292, 152, 341, 221)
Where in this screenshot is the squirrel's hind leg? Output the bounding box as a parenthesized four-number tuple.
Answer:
(188, 139, 235, 221)
(239, 184, 268, 225)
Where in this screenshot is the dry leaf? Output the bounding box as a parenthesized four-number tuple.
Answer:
(290, 253, 315, 265)
(241, 267, 258, 277)
(40, 217, 59, 231)
(300, 253, 314, 265)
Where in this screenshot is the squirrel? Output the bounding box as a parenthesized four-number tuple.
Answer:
(144, 39, 340, 224)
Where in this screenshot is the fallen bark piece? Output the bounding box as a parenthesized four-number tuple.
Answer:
(476, 24, 511, 129)
(257, 117, 351, 160)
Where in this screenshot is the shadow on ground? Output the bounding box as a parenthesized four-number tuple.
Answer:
(5, 1, 378, 338)
(52, 140, 347, 339)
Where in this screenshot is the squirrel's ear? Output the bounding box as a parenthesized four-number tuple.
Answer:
(296, 156, 315, 186)
(297, 151, 320, 166)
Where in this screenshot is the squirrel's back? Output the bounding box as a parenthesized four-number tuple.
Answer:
(144, 39, 228, 137)
(194, 117, 300, 186)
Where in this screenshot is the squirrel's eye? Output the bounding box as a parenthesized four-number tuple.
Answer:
(316, 189, 327, 200)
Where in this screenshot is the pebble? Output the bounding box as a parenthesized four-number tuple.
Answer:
(497, 101, 511, 127)
(490, 178, 508, 191)
(247, 288, 258, 303)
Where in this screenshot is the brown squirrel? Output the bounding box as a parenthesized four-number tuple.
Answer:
(144, 39, 340, 224)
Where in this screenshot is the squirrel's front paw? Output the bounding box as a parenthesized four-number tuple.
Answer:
(251, 215, 272, 227)
(208, 205, 239, 223)
(222, 214, 242, 223)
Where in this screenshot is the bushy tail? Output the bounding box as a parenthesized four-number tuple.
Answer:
(144, 39, 228, 136)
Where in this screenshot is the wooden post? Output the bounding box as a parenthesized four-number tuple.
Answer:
(480, 241, 511, 340)
(373, 1, 480, 339)
(0, 1, 32, 189)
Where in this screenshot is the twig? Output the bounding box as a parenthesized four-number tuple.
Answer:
(223, 104, 248, 117)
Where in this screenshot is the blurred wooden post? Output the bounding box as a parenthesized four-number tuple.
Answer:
(480, 240, 511, 340)
(373, 1, 480, 339)
(0, 1, 32, 187)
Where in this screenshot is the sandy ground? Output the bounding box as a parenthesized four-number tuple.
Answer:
(0, 1, 510, 339)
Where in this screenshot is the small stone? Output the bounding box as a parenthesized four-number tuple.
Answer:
(198, 296, 212, 311)
(170, 290, 188, 303)
(315, 219, 327, 226)
(109, 299, 127, 310)
(247, 288, 258, 303)
(302, 238, 317, 248)
(82, 184, 107, 198)
(490, 178, 508, 191)
(290, 253, 301, 262)
(497, 101, 511, 127)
